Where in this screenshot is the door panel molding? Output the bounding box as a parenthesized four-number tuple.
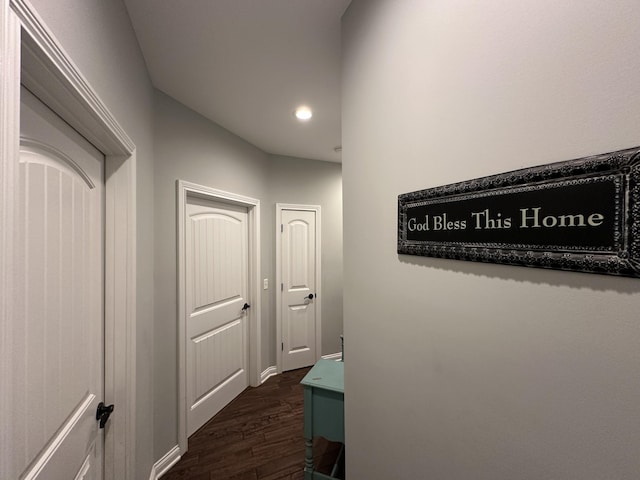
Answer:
(177, 181, 261, 454)
(1, 2, 137, 478)
(276, 203, 322, 373)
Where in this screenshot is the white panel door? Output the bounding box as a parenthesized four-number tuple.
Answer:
(186, 198, 249, 435)
(10, 87, 104, 480)
(281, 209, 317, 371)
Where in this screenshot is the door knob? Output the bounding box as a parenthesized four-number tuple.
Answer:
(304, 294, 314, 300)
(96, 402, 114, 429)
(242, 303, 251, 311)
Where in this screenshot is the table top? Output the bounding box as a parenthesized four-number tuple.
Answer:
(300, 359, 344, 393)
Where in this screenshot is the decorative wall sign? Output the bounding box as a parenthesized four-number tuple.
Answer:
(397, 146, 640, 277)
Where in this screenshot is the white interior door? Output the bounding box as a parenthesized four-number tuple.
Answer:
(281, 209, 318, 371)
(10, 87, 105, 480)
(185, 197, 249, 435)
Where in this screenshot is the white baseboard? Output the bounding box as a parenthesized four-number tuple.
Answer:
(151, 444, 181, 479)
(261, 365, 278, 384)
(261, 356, 340, 386)
(321, 352, 342, 361)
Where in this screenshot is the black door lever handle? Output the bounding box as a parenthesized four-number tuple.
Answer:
(242, 302, 250, 311)
(96, 402, 114, 429)
(304, 294, 314, 300)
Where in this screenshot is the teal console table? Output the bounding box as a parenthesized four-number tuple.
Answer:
(300, 359, 345, 479)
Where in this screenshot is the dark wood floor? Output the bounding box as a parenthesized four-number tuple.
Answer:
(162, 367, 342, 480)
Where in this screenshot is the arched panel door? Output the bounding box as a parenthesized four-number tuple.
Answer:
(281, 209, 317, 371)
(11, 87, 104, 480)
(185, 198, 249, 435)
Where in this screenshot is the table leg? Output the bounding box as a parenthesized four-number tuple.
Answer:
(303, 386, 314, 479)
(304, 437, 314, 479)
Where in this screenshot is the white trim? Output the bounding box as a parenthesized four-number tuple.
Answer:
(150, 445, 181, 480)
(0, 4, 21, 478)
(321, 352, 342, 361)
(104, 151, 137, 480)
(276, 203, 322, 373)
(10, 0, 134, 155)
(261, 366, 278, 384)
(177, 181, 261, 454)
(2, 2, 137, 478)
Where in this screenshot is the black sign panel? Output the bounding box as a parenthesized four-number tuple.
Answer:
(398, 146, 640, 277)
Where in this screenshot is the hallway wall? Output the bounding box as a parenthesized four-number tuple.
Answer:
(18, 0, 343, 470)
(342, 1, 640, 479)
(153, 91, 343, 461)
(153, 90, 271, 459)
(267, 155, 344, 357)
(11, 3, 344, 471)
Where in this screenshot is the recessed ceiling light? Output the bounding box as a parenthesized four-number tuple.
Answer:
(294, 105, 313, 121)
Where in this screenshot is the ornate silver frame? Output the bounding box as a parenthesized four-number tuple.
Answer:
(398, 146, 640, 277)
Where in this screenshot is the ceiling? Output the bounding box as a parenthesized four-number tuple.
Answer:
(123, 0, 351, 163)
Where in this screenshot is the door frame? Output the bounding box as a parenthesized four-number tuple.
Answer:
(275, 203, 322, 373)
(177, 180, 261, 453)
(0, 2, 137, 479)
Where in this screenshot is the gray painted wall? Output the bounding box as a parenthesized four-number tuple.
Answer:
(26, 0, 156, 478)
(343, 1, 640, 479)
(268, 155, 344, 357)
(21, 1, 344, 470)
(153, 90, 271, 459)
(153, 92, 343, 460)
(14, 4, 344, 472)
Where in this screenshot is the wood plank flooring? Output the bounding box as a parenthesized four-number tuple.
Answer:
(162, 367, 342, 480)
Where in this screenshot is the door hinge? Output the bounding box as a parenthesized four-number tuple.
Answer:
(281, 283, 283, 292)
(281, 342, 284, 352)
(281, 224, 283, 233)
